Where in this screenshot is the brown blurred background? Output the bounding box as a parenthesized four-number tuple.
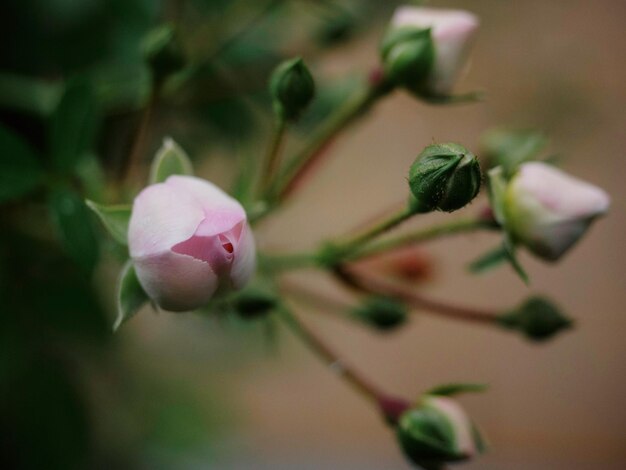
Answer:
(119, 0, 626, 468)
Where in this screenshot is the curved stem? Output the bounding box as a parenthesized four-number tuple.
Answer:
(276, 306, 385, 403)
(271, 78, 391, 203)
(332, 206, 414, 256)
(259, 118, 287, 195)
(347, 217, 496, 261)
(334, 265, 500, 325)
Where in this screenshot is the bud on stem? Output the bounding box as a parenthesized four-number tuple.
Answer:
(269, 57, 315, 121)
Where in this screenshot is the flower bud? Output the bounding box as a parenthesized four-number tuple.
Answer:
(352, 296, 408, 331)
(498, 296, 572, 342)
(396, 395, 485, 466)
(269, 57, 315, 121)
(384, 6, 479, 96)
(408, 143, 481, 213)
(380, 27, 434, 91)
(504, 162, 610, 261)
(128, 175, 256, 312)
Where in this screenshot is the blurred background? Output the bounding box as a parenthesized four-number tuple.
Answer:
(1, 0, 624, 469)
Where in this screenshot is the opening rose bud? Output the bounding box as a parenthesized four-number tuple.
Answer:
(396, 395, 485, 466)
(505, 162, 610, 261)
(384, 6, 479, 96)
(128, 175, 256, 312)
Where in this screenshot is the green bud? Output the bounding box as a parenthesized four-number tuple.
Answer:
(498, 296, 573, 341)
(352, 296, 408, 331)
(269, 57, 315, 121)
(396, 395, 485, 467)
(142, 25, 185, 81)
(408, 143, 482, 213)
(380, 27, 434, 94)
(231, 286, 278, 319)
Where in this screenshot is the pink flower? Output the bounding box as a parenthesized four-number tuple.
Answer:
(506, 162, 610, 260)
(391, 6, 479, 95)
(128, 175, 256, 311)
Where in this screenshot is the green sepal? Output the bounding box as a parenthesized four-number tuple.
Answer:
(497, 296, 573, 342)
(486, 167, 529, 284)
(85, 200, 131, 245)
(269, 57, 315, 121)
(380, 26, 434, 92)
(114, 261, 149, 331)
(425, 383, 488, 397)
(149, 137, 193, 184)
(468, 246, 508, 274)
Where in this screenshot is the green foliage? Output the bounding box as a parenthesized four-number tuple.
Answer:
(49, 80, 100, 173)
(0, 124, 44, 203)
(481, 128, 548, 176)
(48, 188, 99, 273)
(468, 246, 508, 274)
(114, 261, 149, 331)
(230, 285, 278, 319)
(0, 72, 63, 116)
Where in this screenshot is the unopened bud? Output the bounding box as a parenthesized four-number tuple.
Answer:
(381, 27, 434, 92)
(498, 296, 572, 342)
(408, 143, 482, 213)
(396, 395, 485, 466)
(352, 296, 408, 331)
(269, 57, 315, 121)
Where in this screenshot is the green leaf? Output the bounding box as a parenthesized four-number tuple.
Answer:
(149, 137, 193, 184)
(85, 200, 131, 245)
(49, 80, 100, 172)
(49, 189, 99, 273)
(481, 128, 548, 175)
(114, 261, 149, 331)
(468, 246, 508, 274)
(0, 72, 63, 116)
(425, 383, 488, 397)
(0, 125, 44, 203)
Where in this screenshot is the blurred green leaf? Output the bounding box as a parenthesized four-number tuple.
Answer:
(49, 80, 100, 172)
(0, 124, 44, 203)
(468, 246, 508, 274)
(425, 383, 488, 397)
(86, 200, 131, 245)
(49, 188, 99, 273)
(114, 261, 148, 331)
(149, 137, 194, 184)
(481, 128, 548, 175)
(0, 72, 63, 116)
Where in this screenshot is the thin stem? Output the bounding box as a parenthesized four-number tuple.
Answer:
(333, 206, 414, 256)
(123, 81, 161, 185)
(259, 118, 287, 195)
(276, 306, 384, 403)
(347, 217, 496, 261)
(335, 265, 500, 325)
(271, 78, 390, 203)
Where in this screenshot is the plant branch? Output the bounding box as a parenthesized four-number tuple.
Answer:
(276, 306, 386, 403)
(334, 265, 500, 325)
(270, 77, 391, 203)
(259, 117, 287, 195)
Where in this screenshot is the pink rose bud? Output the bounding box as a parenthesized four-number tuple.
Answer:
(128, 175, 256, 311)
(506, 162, 610, 261)
(391, 6, 479, 95)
